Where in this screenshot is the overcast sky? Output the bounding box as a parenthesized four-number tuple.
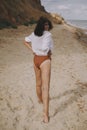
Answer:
(41, 0, 87, 20)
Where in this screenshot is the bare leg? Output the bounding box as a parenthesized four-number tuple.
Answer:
(40, 59, 51, 123)
(34, 64, 43, 103)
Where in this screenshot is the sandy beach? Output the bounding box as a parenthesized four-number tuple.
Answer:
(0, 24, 87, 130)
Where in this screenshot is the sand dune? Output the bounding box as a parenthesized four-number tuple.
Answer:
(0, 24, 87, 130)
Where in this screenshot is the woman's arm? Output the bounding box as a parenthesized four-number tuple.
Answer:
(24, 42, 33, 53)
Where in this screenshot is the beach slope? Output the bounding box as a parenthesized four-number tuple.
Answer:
(0, 24, 87, 130)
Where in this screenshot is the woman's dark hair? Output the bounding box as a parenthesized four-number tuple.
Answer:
(34, 16, 53, 36)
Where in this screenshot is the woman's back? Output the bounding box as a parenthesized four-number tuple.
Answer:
(25, 31, 53, 56)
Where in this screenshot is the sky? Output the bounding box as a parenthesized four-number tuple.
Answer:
(41, 0, 87, 20)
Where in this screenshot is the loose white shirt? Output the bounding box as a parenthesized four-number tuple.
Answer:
(25, 31, 53, 56)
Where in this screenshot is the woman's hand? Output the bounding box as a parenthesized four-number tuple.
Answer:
(33, 52, 36, 55)
(48, 50, 52, 56)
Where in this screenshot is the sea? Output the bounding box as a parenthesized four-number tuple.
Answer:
(66, 19, 87, 33)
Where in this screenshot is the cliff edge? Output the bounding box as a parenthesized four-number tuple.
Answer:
(0, 0, 64, 28)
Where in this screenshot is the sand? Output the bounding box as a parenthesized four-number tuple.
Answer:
(0, 24, 87, 130)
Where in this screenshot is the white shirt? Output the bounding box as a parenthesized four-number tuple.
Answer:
(25, 31, 53, 56)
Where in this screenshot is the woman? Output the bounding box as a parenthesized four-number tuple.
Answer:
(24, 16, 53, 123)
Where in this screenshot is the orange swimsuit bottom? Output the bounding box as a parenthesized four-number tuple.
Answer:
(34, 55, 51, 69)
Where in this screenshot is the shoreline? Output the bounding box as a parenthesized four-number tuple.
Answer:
(63, 22, 87, 44)
(65, 19, 87, 31)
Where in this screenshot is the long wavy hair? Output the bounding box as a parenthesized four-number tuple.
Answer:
(34, 16, 53, 36)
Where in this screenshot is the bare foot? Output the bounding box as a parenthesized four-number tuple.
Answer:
(43, 115, 49, 123)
